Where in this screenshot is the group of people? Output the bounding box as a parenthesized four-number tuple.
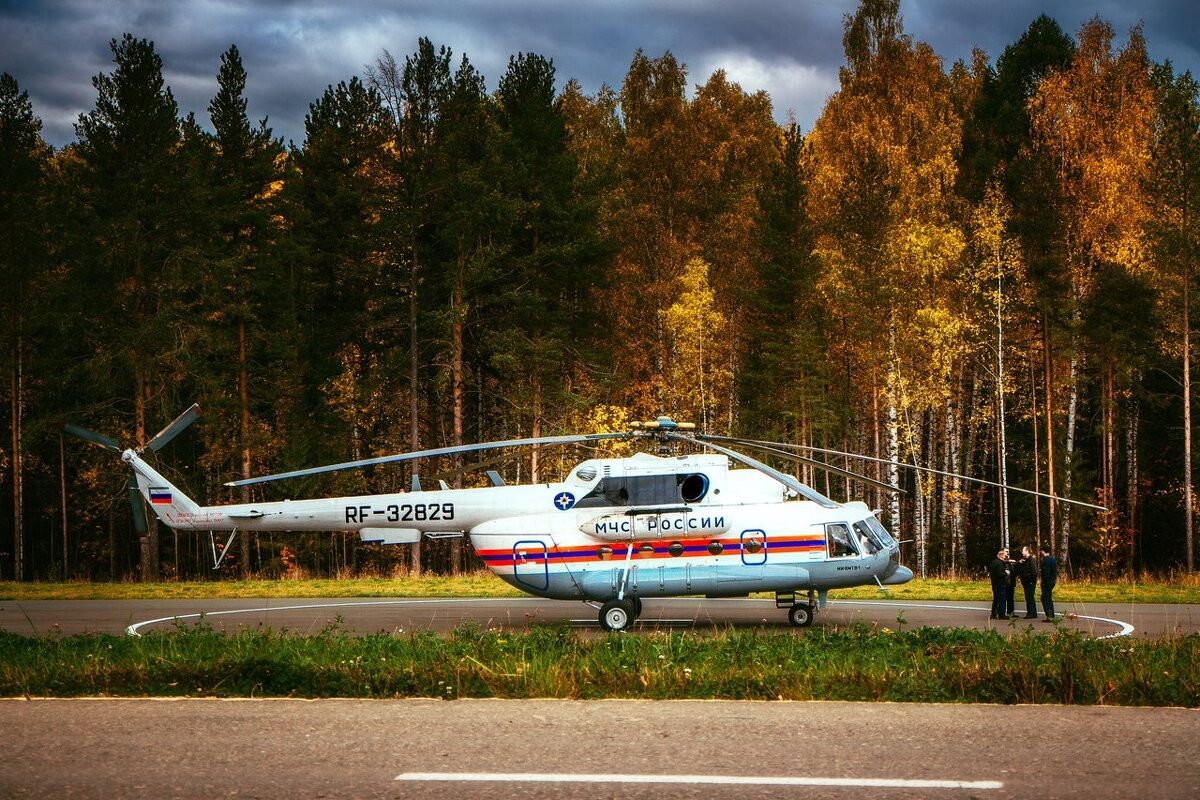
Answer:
(988, 545, 1057, 621)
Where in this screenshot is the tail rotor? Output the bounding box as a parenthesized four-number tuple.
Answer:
(64, 404, 202, 534)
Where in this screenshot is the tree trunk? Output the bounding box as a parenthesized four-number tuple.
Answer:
(450, 241, 465, 576)
(1030, 350, 1042, 551)
(134, 363, 159, 581)
(1062, 313, 1080, 571)
(409, 245, 422, 578)
(239, 316, 252, 577)
(1186, 262, 1194, 571)
(947, 364, 963, 577)
(872, 364, 882, 515)
(1043, 312, 1058, 556)
(996, 267, 1010, 550)
(10, 338, 22, 581)
(1126, 388, 1139, 575)
(963, 367, 984, 565)
(885, 322, 902, 544)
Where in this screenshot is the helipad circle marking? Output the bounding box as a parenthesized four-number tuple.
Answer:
(125, 598, 488, 637)
(126, 597, 1135, 638)
(831, 600, 1135, 639)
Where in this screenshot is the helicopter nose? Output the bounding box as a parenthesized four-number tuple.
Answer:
(881, 564, 914, 585)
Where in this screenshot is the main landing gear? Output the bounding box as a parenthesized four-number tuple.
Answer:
(779, 589, 819, 628)
(598, 596, 643, 632)
(787, 602, 815, 627)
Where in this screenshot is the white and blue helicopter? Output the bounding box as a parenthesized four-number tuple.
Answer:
(70, 406, 924, 631)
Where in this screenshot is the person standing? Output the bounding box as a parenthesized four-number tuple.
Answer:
(988, 548, 1010, 619)
(1018, 545, 1038, 618)
(1005, 549, 1018, 617)
(1039, 545, 1057, 621)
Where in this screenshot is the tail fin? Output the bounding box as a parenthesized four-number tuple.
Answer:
(123, 450, 204, 529)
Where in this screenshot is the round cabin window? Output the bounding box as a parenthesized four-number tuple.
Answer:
(668, 542, 685, 557)
(743, 536, 763, 555)
(639, 543, 655, 556)
(679, 473, 709, 503)
(597, 545, 613, 560)
(707, 540, 723, 555)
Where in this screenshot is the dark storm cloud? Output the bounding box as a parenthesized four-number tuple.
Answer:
(1, 1, 1196, 149)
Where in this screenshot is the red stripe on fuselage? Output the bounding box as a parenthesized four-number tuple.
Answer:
(476, 535, 826, 567)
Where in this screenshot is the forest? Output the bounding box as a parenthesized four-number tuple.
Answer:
(1, 0, 1198, 582)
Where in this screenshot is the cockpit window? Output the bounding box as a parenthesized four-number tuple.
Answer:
(826, 523, 859, 558)
(575, 473, 710, 508)
(864, 515, 896, 547)
(853, 521, 884, 554)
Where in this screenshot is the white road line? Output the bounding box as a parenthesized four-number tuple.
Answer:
(832, 600, 1136, 639)
(395, 771, 1004, 790)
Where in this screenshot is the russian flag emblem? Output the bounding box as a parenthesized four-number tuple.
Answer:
(149, 487, 172, 505)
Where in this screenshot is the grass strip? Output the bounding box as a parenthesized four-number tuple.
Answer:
(1, 623, 1196, 706)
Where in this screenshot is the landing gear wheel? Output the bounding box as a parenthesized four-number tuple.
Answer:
(788, 602, 815, 628)
(600, 599, 636, 632)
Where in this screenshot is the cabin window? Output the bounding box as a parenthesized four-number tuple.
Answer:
(668, 542, 685, 557)
(826, 523, 859, 558)
(575, 473, 711, 508)
(707, 540, 723, 555)
(597, 545, 613, 560)
(680, 473, 709, 503)
(639, 543, 655, 556)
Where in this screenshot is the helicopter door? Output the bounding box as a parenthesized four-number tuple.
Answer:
(512, 540, 549, 591)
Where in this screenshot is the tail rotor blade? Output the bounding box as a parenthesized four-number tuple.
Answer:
(63, 423, 122, 453)
(127, 475, 148, 533)
(145, 403, 201, 453)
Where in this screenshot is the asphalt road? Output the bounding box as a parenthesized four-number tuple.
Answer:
(1, 698, 1197, 799)
(1, 596, 1196, 638)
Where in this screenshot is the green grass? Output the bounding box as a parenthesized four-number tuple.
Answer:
(1, 623, 1196, 705)
(3, 572, 1198, 603)
(0, 574, 524, 601)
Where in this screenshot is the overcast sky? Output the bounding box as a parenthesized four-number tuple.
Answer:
(3, 0, 1198, 149)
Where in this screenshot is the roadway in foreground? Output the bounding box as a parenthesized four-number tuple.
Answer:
(1, 596, 1196, 638)
(1, 698, 1196, 799)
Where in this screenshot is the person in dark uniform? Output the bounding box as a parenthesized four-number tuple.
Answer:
(1039, 544, 1057, 621)
(988, 548, 1010, 619)
(1018, 545, 1038, 618)
(1004, 549, 1018, 617)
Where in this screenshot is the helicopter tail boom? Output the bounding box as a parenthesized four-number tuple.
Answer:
(124, 449, 204, 529)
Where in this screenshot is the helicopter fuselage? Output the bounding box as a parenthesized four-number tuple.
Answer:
(127, 450, 912, 604)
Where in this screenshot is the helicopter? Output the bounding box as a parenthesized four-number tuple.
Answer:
(66, 405, 1101, 632)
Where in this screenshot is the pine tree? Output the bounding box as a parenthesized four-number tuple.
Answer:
(73, 34, 187, 580)
(0, 73, 48, 581)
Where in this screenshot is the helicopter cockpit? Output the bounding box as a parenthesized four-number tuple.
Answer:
(826, 516, 896, 558)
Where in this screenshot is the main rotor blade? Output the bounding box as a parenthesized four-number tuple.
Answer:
(668, 432, 839, 508)
(226, 431, 631, 487)
(428, 441, 579, 485)
(144, 403, 201, 453)
(714, 436, 1108, 512)
(63, 423, 121, 453)
(698, 435, 903, 495)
